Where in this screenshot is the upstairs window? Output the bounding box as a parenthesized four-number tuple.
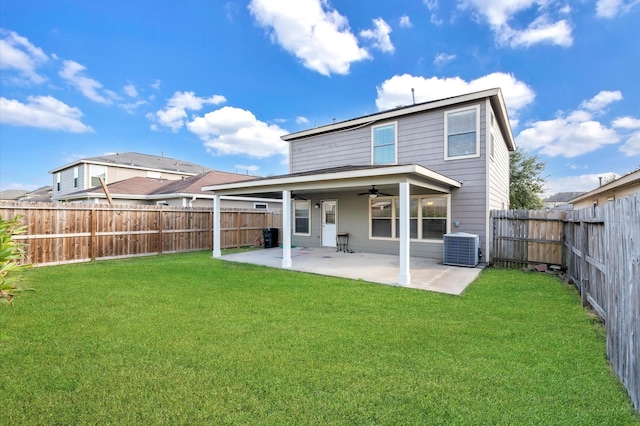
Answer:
(73, 166, 79, 188)
(90, 165, 107, 187)
(445, 106, 480, 160)
(372, 122, 397, 165)
(56, 172, 61, 192)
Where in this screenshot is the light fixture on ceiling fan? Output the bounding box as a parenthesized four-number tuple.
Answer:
(357, 185, 393, 199)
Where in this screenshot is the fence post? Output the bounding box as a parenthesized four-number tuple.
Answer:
(580, 221, 589, 307)
(90, 207, 97, 261)
(158, 207, 163, 255)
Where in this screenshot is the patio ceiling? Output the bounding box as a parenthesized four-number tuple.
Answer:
(202, 164, 461, 199)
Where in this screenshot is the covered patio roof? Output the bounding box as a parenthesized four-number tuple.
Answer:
(202, 164, 461, 198)
(203, 164, 462, 287)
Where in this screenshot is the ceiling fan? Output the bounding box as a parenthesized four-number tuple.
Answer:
(358, 185, 393, 198)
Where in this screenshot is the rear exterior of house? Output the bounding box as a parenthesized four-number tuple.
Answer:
(283, 91, 512, 261)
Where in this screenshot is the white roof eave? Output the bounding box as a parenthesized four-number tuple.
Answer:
(202, 165, 460, 196)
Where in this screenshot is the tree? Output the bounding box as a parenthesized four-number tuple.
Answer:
(509, 147, 546, 210)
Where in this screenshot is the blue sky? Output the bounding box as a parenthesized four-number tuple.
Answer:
(1, 0, 639, 196)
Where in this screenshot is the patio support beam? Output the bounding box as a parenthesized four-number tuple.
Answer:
(398, 181, 411, 285)
(281, 190, 292, 268)
(212, 194, 221, 258)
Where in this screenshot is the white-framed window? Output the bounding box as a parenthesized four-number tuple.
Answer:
(370, 195, 449, 241)
(56, 172, 61, 192)
(90, 165, 107, 187)
(444, 105, 480, 160)
(73, 166, 79, 188)
(254, 203, 268, 210)
(371, 122, 397, 165)
(147, 171, 161, 179)
(294, 200, 311, 236)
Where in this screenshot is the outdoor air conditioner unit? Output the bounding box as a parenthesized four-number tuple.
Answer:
(443, 232, 480, 267)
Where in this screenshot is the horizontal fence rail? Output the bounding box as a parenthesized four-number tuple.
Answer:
(490, 193, 640, 411)
(0, 201, 282, 267)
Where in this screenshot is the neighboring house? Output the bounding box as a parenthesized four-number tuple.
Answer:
(570, 168, 640, 210)
(49, 152, 212, 201)
(59, 170, 281, 210)
(0, 189, 28, 200)
(204, 88, 515, 284)
(543, 192, 584, 210)
(0, 186, 53, 202)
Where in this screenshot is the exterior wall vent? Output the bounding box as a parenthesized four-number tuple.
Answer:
(443, 232, 480, 267)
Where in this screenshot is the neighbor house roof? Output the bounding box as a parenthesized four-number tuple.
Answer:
(49, 152, 212, 175)
(61, 170, 258, 201)
(544, 192, 585, 203)
(281, 88, 516, 151)
(569, 169, 640, 204)
(0, 189, 28, 200)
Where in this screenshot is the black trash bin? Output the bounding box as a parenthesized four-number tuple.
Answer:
(263, 228, 279, 249)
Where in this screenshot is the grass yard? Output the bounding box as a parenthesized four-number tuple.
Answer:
(1, 251, 638, 425)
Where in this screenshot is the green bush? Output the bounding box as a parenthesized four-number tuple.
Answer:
(0, 215, 32, 304)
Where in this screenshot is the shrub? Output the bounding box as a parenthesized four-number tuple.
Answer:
(0, 215, 32, 304)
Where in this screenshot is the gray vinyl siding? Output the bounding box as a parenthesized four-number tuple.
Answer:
(291, 191, 444, 259)
(288, 99, 510, 259)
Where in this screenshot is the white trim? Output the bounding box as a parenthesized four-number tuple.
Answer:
(444, 105, 481, 161)
(282, 88, 502, 141)
(371, 121, 398, 165)
(369, 194, 450, 241)
(203, 164, 460, 194)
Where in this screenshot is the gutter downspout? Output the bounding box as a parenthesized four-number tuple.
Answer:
(189, 196, 197, 207)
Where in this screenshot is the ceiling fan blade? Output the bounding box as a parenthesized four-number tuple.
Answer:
(379, 192, 393, 196)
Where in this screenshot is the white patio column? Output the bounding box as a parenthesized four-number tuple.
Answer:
(281, 190, 292, 268)
(398, 181, 411, 285)
(212, 194, 222, 258)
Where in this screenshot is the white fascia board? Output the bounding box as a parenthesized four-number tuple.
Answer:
(49, 160, 198, 176)
(203, 165, 460, 195)
(570, 170, 640, 203)
(282, 88, 501, 141)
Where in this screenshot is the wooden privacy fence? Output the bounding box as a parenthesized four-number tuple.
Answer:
(0, 201, 282, 267)
(490, 193, 640, 411)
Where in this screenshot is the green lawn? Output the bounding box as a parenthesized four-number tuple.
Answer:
(1, 251, 638, 425)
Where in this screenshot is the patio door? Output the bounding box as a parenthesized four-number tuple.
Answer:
(321, 200, 337, 247)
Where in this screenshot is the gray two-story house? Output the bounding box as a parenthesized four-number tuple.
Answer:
(204, 88, 514, 285)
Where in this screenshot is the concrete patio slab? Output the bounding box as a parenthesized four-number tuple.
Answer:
(220, 247, 483, 295)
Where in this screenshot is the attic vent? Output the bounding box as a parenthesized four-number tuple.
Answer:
(443, 232, 479, 267)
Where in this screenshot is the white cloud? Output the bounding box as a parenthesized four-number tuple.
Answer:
(424, 0, 443, 25)
(613, 116, 640, 129)
(235, 164, 260, 173)
(375, 72, 535, 123)
(580, 90, 623, 112)
(296, 116, 309, 124)
(596, 0, 640, 18)
(619, 132, 640, 156)
(399, 15, 413, 28)
(151, 91, 227, 132)
(0, 95, 93, 133)
(544, 172, 619, 195)
(187, 106, 288, 158)
(433, 52, 456, 65)
(121, 100, 147, 114)
(59, 60, 119, 104)
(248, 0, 370, 76)
(360, 18, 394, 53)
(123, 84, 138, 97)
(0, 29, 49, 84)
(516, 92, 626, 158)
(507, 16, 572, 48)
(459, 1, 573, 48)
(151, 79, 161, 90)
